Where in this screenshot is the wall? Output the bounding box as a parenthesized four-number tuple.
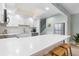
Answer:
(33, 19, 40, 34)
(46, 14, 67, 34)
(53, 3, 71, 35)
(71, 14, 79, 35)
(67, 16, 71, 35)
(7, 13, 25, 26)
(24, 17, 40, 34)
(0, 3, 3, 22)
(0, 4, 6, 34)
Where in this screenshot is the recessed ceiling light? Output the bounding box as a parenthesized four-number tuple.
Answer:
(7, 10, 12, 13)
(45, 7, 50, 11)
(28, 17, 33, 22)
(7, 9, 15, 14)
(16, 14, 21, 18)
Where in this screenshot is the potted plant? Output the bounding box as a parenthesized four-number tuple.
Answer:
(73, 33, 79, 46)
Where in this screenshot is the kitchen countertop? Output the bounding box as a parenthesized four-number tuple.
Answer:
(0, 33, 21, 36)
(0, 34, 70, 56)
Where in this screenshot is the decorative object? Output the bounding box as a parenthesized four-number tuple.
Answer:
(48, 24, 51, 27)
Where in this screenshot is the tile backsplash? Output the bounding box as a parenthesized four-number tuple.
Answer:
(6, 26, 31, 34)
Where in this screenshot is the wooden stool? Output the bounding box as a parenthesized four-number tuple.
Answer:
(43, 53, 53, 56)
(48, 46, 67, 56)
(60, 43, 72, 56)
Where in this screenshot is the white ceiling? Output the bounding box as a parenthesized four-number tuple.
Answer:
(6, 3, 61, 18)
(62, 3, 79, 15)
(3, 3, 79, 18)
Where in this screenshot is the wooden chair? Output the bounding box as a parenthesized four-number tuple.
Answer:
(60, 43, 72, 56)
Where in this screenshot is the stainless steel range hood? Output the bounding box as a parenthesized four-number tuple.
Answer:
(3, 9, 7, 23)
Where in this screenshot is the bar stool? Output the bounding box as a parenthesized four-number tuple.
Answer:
(43, 53, 53, 56)
(46, 46, 67, 56)
(60, 43, 72, 56)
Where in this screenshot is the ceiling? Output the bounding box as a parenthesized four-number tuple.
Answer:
(62, 3, 79, 15)
(5, 3, 61, 19)
(2, 3, 79, 18)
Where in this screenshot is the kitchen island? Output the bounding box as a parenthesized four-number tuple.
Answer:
(0, 34, 70, 56)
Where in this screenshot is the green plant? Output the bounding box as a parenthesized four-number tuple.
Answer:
(73, 33, 79, 43)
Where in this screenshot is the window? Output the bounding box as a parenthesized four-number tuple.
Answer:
(54, 23, 65, 35)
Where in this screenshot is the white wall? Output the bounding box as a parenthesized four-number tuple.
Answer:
(71, 14, 79, 35)
(46, 14, 67, 34)
(53, 3, 71, 35)
(0, 3, 6, 34)
(67, 16, 71, 35)
(7, 13, 25, 26)
(33, 19, 40, 34)
(24, 17, 40, 34)
(0, 3, 3, 22)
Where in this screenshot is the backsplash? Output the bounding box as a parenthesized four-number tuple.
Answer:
(0, 23, 6, 34)
(6, 26, 31, 34)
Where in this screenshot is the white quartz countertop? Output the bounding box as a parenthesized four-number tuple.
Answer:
(0, 34, 70, 56)
(0, 33, 21, 36)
